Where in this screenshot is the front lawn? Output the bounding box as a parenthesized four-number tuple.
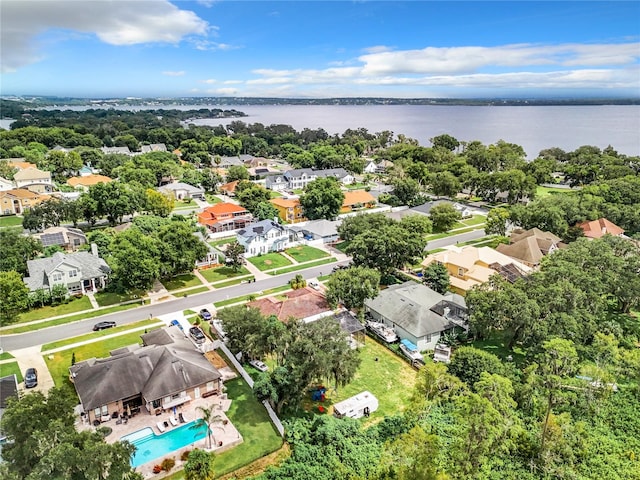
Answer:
(205, 193, 222, 204)
(536, 185, 574, 197)
(333, 241, 350, 253)
(172, 199, 197, 210)
(0, 215, 23, 228)
(94, 290, 145, 307)
(161, 274, 202, 291)
(247, 253, 292, 272)
(270, 191, 283, 198)
(200, 266, 250, 283)
(284, 245, 330, 263)
(267, 257, 334, 275)
(174, 286, 209, 297)
(0, 362, 23, 382)
(44, 330, 158, 388)
(17, 295, 93, 323)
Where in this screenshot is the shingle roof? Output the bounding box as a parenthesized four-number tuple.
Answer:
(158, 182, 204, 194)
(343, 190, 376, 206)
(24, 251, 111, 291)
(14, 167, 51, 181)
(248, 288, 331, 321)
(0, 374, 19, 408)
(270, 197, 301, 208)
(237, 219, 284, 241)
(68, 174, 112, 187)
(33, 226, 86, 248)
(578, 218, 624, 239)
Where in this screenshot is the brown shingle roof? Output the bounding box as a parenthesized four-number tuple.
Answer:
(248, 288, 331, 321)
(68, 174, 112, 187)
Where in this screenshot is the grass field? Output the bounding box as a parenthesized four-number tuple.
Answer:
(248, 253, 292, 271)
(200, 266, 250, 283)
(284, 245, 330, 263)
(267, 257, 335, 275)
(44, 330, 159, 388)
(471, 331, 526, 366)
(536, 185, 574, 197)
(333, 240, 350, 253)
(0, 362, 23, 382)
(16, 296, 93, 323)
(0, 215, 23, 227)
(205, 193, 222, 204)
(208, 236, 236, 249)
(213, 286, 291, 308)
(41, 320, 162, 352)
(0, 351, 15, 360)
(94, 290, 145, 307)
(162, 274, 203, 291)
(174, 286, 210, 297)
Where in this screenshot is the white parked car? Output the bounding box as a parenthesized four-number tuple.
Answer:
(309, 281, 320, 290)
(249, 359, 269, 372)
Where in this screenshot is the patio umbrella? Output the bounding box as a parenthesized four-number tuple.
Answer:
(126, 404, 132, 418)
(173, 406, 177, 416)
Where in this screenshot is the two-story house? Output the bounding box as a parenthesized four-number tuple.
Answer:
(265, 168, 354, 191)
(496, 228, 565, 268)
(270, 197, 307, 223)
(67, 174, 112, 192)
(236, 219, 294, 257)
(0, 177, 14, 191)
(13, 167, 54, 193)
(197, 202, 254, 233)
(340, 190, 377, 213)
(32, 226, 88, 252)
(23, 245, 111, 295)
(0, 189, 49, 215)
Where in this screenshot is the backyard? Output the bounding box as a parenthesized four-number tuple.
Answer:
(284, 245, 330, 263)
(247, 253, 292, 272)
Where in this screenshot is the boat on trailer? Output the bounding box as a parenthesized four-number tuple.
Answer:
(365, 320, 398, 343)
(399, 339, 423, 362)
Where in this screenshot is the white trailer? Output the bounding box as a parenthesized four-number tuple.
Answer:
(333, 391, 379, 419)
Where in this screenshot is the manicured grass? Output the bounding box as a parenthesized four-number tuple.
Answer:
(213, 378, 283, 476)
(200, 266, 250, 283)
(41, 320, 162, 352)
(248, 253, 292, 272)
(172, 199, 198, 210)
(208, 236, 236, 249)
(0, 215, 23, 227)
(460, 214, 486, 227)
(44, 330, 159, 388)
(270, 191, 283, 198)
(0, 362, 23, 382)
(0, 351, 15, 360)
(17, 296, 94, 323)
(284, 245, 330, 262)
(94, 290, 145, 307)
(2, 303, 139, 334)
(267, 257, 335, 275)
(333, 240, 350, 253)
(214, 277, 254, 288)
(174, 286, 210, 297)
(161, 274, 203, 291)
(536, 185, 574, 197)
(214, 286, 292, 308)
(471, 331, 526, 366)
(205, 193, 222, 204)
(425, 225, 481, 241)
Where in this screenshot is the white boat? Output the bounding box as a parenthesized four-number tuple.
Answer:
(399, 339, 423, 362)
(432, 344, 452, 363)
(366, 321, 398, 343)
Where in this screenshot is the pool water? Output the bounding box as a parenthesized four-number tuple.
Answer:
(121, 421, 207, 467)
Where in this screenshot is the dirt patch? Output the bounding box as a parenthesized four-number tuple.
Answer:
(264, 260, 272, 265)
(219, 443, 290, 480)
(205, 350, 229, 370)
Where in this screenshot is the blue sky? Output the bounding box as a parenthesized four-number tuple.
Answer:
(1, 1, 639, 98)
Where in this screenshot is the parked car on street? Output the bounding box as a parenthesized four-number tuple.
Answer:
(249, 359, 269, 372)
(189, 326, 206, 344)
(309, 281, 320, 290)
(93, 321, 116, 331)
(199, 309, 213, 321)
(24, 367, 38, 388)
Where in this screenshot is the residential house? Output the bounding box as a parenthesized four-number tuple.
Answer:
(410, 200, 472, 218)
(217, 156, 246, 169)
(236, 219, 294, 257)
(158, 182, 205, 200)
(67, 174, 112, 192)
(496, 228, 565, 267)
(340, 190, 377, 213)
(69, 326, 222, 425)
(247, 287, 333, 322)
(13, 167, 54, 193)
(265, 168, 354, 191)
(0, 188, 49, 215)
(198, 203, 254, 233)
(364, 281, 467, 351)
(101, 146, 132, 155)
(265, 174, 289, 192)
(194, 231, 222, 268)
(219, 180, 239, 197)
(33, 226, 87, 251)
(0, 374, 19, 441)
(23, 246, 111, 295)
(578, 218, 625, 239)
(0, 177, 14, 191)
(6, 158, 36, 170)
(363, 161, 378, 174)
(422, 245, 532, 295)
(332, 310, 367, 347)
(290, 219, 341, 243)
(270, 197, 306, 223)
(140, 143, 167, 154)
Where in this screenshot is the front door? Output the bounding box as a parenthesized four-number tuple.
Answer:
(194, 387, 201, 399)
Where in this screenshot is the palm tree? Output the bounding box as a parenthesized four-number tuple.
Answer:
(191, 405, 223, 450)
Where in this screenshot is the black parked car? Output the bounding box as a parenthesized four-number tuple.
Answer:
(24, 367, 38, 388)
(93, 321, 116, 331)
(189, 326, 206, 344)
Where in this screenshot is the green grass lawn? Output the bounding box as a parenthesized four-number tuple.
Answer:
(536, 185, 574, 197)
(94, 290, 145, 307)
(248, 253, 292, 271)
(284, 245, 330, 262)
(172, 199, 198, 210)
(288, 339, 417, 425)
(213, 286, 291, 308)
(205, 193, 222, 204)
(44, 330, 158, 388)
(270, 191, 283, 198)
(208, 236, 236, 249)
(333, 240, 350, 253)
(161, 274, 203, 291)
(471, 330, 526, 366)
(174, 286, 210, 297)
(460, 215, 487, 227)
(17, 296, 93, 323)
(41, 320, 162, 352)
(425, 225, 481, 241)
(200, 266, 250, 283)
(2, 303, 140, 334)
(0, 215, 23, 227)
(0, 362, 23, 382)
(267, 257, 335, 275)
(0, 351, 15, 360)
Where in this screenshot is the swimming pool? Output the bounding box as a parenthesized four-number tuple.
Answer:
(121, 421, 207, 467)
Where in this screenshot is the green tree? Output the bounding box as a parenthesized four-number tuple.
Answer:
(430, 133, 460, 151)
(338, 213, 394, 242)
(429, 203, 462, 232)
(325, 266, 380, 310)
(398, 214, 433, 236)
(108, 229, 161, 290)
(391, 177, 423, 206)
(430, 171, 461, 198)
(422, 262, 449, 294)
(191, 405, 223, 450)
(225, 165, 249, 182)
(447, 346, 505, 389)
(0, 229, 42, 275)
(485, 206, 511, 236)
(253, 201, 279, 221)
(236, 181, 272, 214)
(156, 222, 208, 278)
(0, 271, 29, 325)
(300, 177, 345, 220)
(144, 189, 174, 216)
(224, 241, 245, 272)
(184, 449, 215, 480)
(377, 426, 445, 480)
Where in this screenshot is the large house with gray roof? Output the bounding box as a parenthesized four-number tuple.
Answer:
(69, 326, 222, 425)
(158, 182, 205, 200)
(266, 168, 354, 192)
(23, 248, 111, 295)
(364, 281, 467, 351)
(236, 219, 295, 257)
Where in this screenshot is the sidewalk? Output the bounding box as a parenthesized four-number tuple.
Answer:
(242, 259, 270, 281)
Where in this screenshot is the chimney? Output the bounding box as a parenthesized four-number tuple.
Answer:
(274, 217, 279, 224)
(90, 243, 99, 257)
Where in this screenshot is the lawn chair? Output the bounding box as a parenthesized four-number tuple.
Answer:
(156, 421, 166, 433)
(169, 416, 178, 427)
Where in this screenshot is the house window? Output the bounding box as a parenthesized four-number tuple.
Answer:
(457, 267, 464, 277)
(152, 399, 161, 409)
(69, 270, 78, 278)
(52, 272, 63, 282)
(425, 334, 432, 343)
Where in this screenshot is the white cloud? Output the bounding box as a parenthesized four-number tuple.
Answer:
(162, 71, 185, 77)
(1, 0, 209, 73)
(201, 79, 217, 84)
(206, 87, 239, 95)
(192, 40, 239, 51)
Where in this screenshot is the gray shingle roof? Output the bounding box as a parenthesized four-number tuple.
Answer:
(158, 182, 204, 194)
(237, 219, 284, 241)
(23, 251, 111, 291)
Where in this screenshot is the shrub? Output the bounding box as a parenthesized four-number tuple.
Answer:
(289, 273, 307, 290)
(181, 450, 191, 461)
(153, 465, 162, 474)
(161, 457, 175, 471)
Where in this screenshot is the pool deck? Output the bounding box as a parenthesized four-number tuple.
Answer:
(77, 392, 243, 478)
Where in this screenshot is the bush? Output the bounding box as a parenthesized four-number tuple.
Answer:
(181, 450, 191, 461)
(289, 273, 307, 290)
(161, 457, 175, 471)
(153, 465, 162, 474)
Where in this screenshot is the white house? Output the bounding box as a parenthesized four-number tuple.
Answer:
(158, 182, 205, 200)
(0, 177, 14, 191)
(236, 219, 294, 258)
(363, 161, 378, 174)
(13, 167, 53, 193)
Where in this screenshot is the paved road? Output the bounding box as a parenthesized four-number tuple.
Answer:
(426, 228, 487, 250)
(1, 262, 347, 351)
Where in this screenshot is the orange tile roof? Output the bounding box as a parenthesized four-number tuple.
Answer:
(270, 197, 301, 208)
(219, 180, 239, 193)
(247, 288, 331, 321)
(342, 190, 376, 206)
(203, 202, 248, 215)
(578, 218, 624, 238)
(0, 188, 49, 200)
(68, 175, 112, 187)
(6, 160, 36, 170)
